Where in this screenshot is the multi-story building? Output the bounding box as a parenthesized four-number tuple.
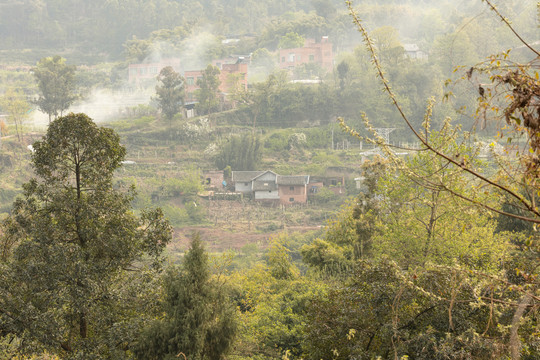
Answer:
(231, 171, 310, 205)
(278, 36, 333, 72)
(184, 57, 249, 101)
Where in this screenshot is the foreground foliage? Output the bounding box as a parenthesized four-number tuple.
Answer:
(0, 113, 171, 358)
(134, 233, 237, 360)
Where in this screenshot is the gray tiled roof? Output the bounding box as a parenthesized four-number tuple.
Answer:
(252, 181, 278, 191)
(276, 175, 309, 186)
(252, 170, 277, 181)
(232, 171, 265, 182)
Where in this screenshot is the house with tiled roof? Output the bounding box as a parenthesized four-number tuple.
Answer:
(231, 171, 310, 205)
(277, 175, 310, 204)
(252, 171, 280, 201)
(232, 171, 265, 193)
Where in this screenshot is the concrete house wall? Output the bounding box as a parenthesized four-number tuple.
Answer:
(232, 171, 264, 193)
(254, 189, 279, 200)
(253, 171, 279, 200)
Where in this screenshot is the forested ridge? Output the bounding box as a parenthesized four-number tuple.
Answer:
(0, 0, 539, 359)
(0, 0, 536, 62)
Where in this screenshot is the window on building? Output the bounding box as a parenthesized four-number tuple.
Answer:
(309, 54, 315, 61)
(289, 186, 294, 191)
(297, 55, 301, 61)
(187, 77, 194, 85)
(288, 53, 295, 62)
(282, 57, 285, 62)
(244, 182, 249, 186)
(289, 198, 294, 202)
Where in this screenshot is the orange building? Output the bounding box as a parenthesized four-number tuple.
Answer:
(184, 57, 249, 101)
(184, 70, 204, 101)
(277, 175, 310, 205)
(279, 36, 333, 72)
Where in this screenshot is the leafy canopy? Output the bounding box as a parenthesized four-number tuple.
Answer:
(155, 66, 185, 121)
(33, 56, 77, 122)
(0, 113, 171, 358)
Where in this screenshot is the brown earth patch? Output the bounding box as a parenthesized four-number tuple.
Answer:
(170, 225, 322, 253)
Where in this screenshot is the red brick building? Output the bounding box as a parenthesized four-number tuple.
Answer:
(277, 175, 310, 205)
(279, 36, 333, 72)
(184, 70, 204, 101)
(184, 58, 249, 102)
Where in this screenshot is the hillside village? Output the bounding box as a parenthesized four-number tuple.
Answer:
(0, 1, 539, 359)
(126, 36, 337, 115)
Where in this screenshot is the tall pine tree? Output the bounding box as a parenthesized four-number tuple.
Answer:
(134, 233, 237, 360)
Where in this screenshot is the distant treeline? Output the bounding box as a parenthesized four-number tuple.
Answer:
(1, 0, 535, 64)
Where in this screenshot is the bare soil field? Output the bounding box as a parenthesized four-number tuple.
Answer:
(171, 224, 323, 253)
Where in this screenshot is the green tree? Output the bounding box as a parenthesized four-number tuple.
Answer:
(0, 113, 171, 358)
(134, 233, 236, 360)
(215, 133, 262, 171)
(228, 233, 326, 359)
(278, 31, 305, 49)
(0, 89, 31, 142)
(155, 66, 185, 121)
(251, 47, 277, 71)
(336, 3, 540, 358)
(123, 36, 153, 62)
(371, 26, 404, 66)
(303, 259, 515, 360)
(33, 56, 77, 123)
(371, 128, 507, 270)
(268, 237, 299, 280)
(196, 64, 221, 115)
(336, 60, 350, 91)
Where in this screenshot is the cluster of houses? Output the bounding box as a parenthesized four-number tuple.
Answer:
(128, 56, 249, 102)
(127, 36, 427, 117)
(203, 170, 346, 206)
(127, 36, 336, 91)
